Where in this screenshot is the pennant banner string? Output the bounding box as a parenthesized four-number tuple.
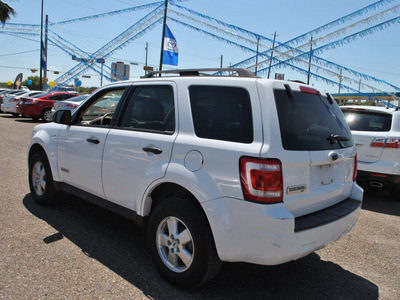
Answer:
(48, 1, 164, 26)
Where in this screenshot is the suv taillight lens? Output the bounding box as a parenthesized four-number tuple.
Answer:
(353, 153, 357, 181)
(240, 157, 283, 204)
(370, 137, 400, 149)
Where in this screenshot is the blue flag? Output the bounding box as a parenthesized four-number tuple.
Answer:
(41, 41, 47, 70)
(162, 25, 178, 66)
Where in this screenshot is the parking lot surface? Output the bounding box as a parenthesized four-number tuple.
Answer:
(0, 114, 399, 299)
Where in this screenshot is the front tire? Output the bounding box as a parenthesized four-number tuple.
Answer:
(147, 197, 221, 288)
(29, 151, 61, 205)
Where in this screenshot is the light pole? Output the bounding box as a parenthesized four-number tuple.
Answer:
(39, 0, 44, 90)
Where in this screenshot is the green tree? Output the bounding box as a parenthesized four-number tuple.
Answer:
(0, 1, 16, 23)
(22, 76, 41, 90)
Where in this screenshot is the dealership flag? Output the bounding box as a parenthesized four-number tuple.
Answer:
(162, 25, 178, 66)
(41, 41, 47, 70)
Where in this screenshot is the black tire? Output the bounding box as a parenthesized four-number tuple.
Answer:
(147, 196, 221, 288)
(29, 151, 61, 205)
(11, 113, 19, 117)
(388, 189, 400, 201)
(41, 108, 52, 122)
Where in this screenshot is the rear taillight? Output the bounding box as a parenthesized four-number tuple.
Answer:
(353, 153, 357, 181)
(240, 157, 283, 204)
(385, 138, 400, 149)
(370, 137, 400, 149)
(66, 104, 78, 109)
(24, 99, 38, 105)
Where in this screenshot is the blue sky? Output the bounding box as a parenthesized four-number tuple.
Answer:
(1, 0, 399, 94)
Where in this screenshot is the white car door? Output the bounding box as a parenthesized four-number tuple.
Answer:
(57, 87, 128, 198)
(102, 83, 177, 212)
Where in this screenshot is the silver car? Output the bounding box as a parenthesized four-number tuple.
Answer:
(51, 95, 88, 117)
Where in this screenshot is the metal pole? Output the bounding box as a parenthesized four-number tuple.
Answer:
(307, 36, 313, 85)
(159, 0, 169, 72)
(100, 61, 104, 86)
(338, 69, 342, 94)
(39, 0, 44, 90)
(145, 42, 149, 75)
(220, 55, 223, 68)
(44, 14, 48, 84)
(267, 32, 276, 79)
(255, 36, 260, 75)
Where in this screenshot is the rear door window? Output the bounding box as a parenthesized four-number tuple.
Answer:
(341, 110, 392, 132)
(189, 86, 253, 143)
(274, 89, 353, 150)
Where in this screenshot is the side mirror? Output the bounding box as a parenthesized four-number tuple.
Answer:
(53, 110, 72, 125)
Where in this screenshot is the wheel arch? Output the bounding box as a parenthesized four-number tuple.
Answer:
(28, 141, 59, 182)
(144, 182, 216, 244)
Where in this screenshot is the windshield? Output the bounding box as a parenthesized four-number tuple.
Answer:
(274, 89, 353, 150)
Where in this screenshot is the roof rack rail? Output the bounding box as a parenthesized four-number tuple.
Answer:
(143, 68, 256, 78)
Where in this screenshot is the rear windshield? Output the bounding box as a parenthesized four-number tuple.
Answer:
(341, 110, 392, 132)
(274, 89, 353, 150)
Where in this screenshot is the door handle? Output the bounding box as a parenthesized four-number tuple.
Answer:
(86, 138, 100, 144)
(143, 146, 163, 155)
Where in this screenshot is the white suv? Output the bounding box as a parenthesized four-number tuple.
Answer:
(341, 105, 400, 199)
(28, 68, 363, 288)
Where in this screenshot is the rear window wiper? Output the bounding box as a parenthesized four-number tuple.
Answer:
(327, 134, 349, 148)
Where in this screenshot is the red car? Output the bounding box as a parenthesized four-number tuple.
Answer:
(17, 92, 79, 122)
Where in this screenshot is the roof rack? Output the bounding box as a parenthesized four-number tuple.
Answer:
(143, 68, 256, 78)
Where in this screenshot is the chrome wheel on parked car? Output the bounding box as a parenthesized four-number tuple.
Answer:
(148, 196, 221, 288)
(156, 216, 194, 273)
(29, 151, 61, 205)
(42, 109, 53, 122)
(32, 161, 46, 196)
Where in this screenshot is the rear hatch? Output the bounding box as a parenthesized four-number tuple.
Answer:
(340, 107, 392, 163)
(259, 81, 356, 217)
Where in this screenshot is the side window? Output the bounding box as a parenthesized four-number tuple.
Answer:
(78, 89, 125, 126)
(63, 94, 77, 100)
(48, 95, 64, 101)
(189, 85, 253, 143)
(119, 85, 175, 133)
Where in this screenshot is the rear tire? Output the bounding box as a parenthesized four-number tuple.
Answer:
(42, 108, 52, 122)
(11, 113, 19, 117)
(147, 196, 221, 288)
(29, 151, 61, 205)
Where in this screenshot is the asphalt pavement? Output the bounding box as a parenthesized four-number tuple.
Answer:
(0, 114, 399, 299)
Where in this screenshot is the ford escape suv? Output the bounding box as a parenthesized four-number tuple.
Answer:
(28, 68, 363, 288)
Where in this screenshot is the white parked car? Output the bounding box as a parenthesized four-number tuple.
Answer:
(1, 90, 42, 116)
(341, 105, 400, 199)
(28, 68, 363, 288)
(51, 95, 88, 117)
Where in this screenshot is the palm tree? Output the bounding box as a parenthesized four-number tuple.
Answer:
(0, 1, 16, 23)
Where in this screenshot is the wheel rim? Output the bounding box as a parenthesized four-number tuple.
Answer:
(32, 161, 46, 196)
(44, 110, 52, 122)
(156, 216, 194, 273)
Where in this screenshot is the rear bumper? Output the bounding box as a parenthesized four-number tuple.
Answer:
(17, 105, 41, 117)
(357, 170, 400, 191)
(1, 103, 17, 113)
(202, 184, 363, 265)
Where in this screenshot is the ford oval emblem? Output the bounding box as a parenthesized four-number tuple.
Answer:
(329, 152, 339, 161)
